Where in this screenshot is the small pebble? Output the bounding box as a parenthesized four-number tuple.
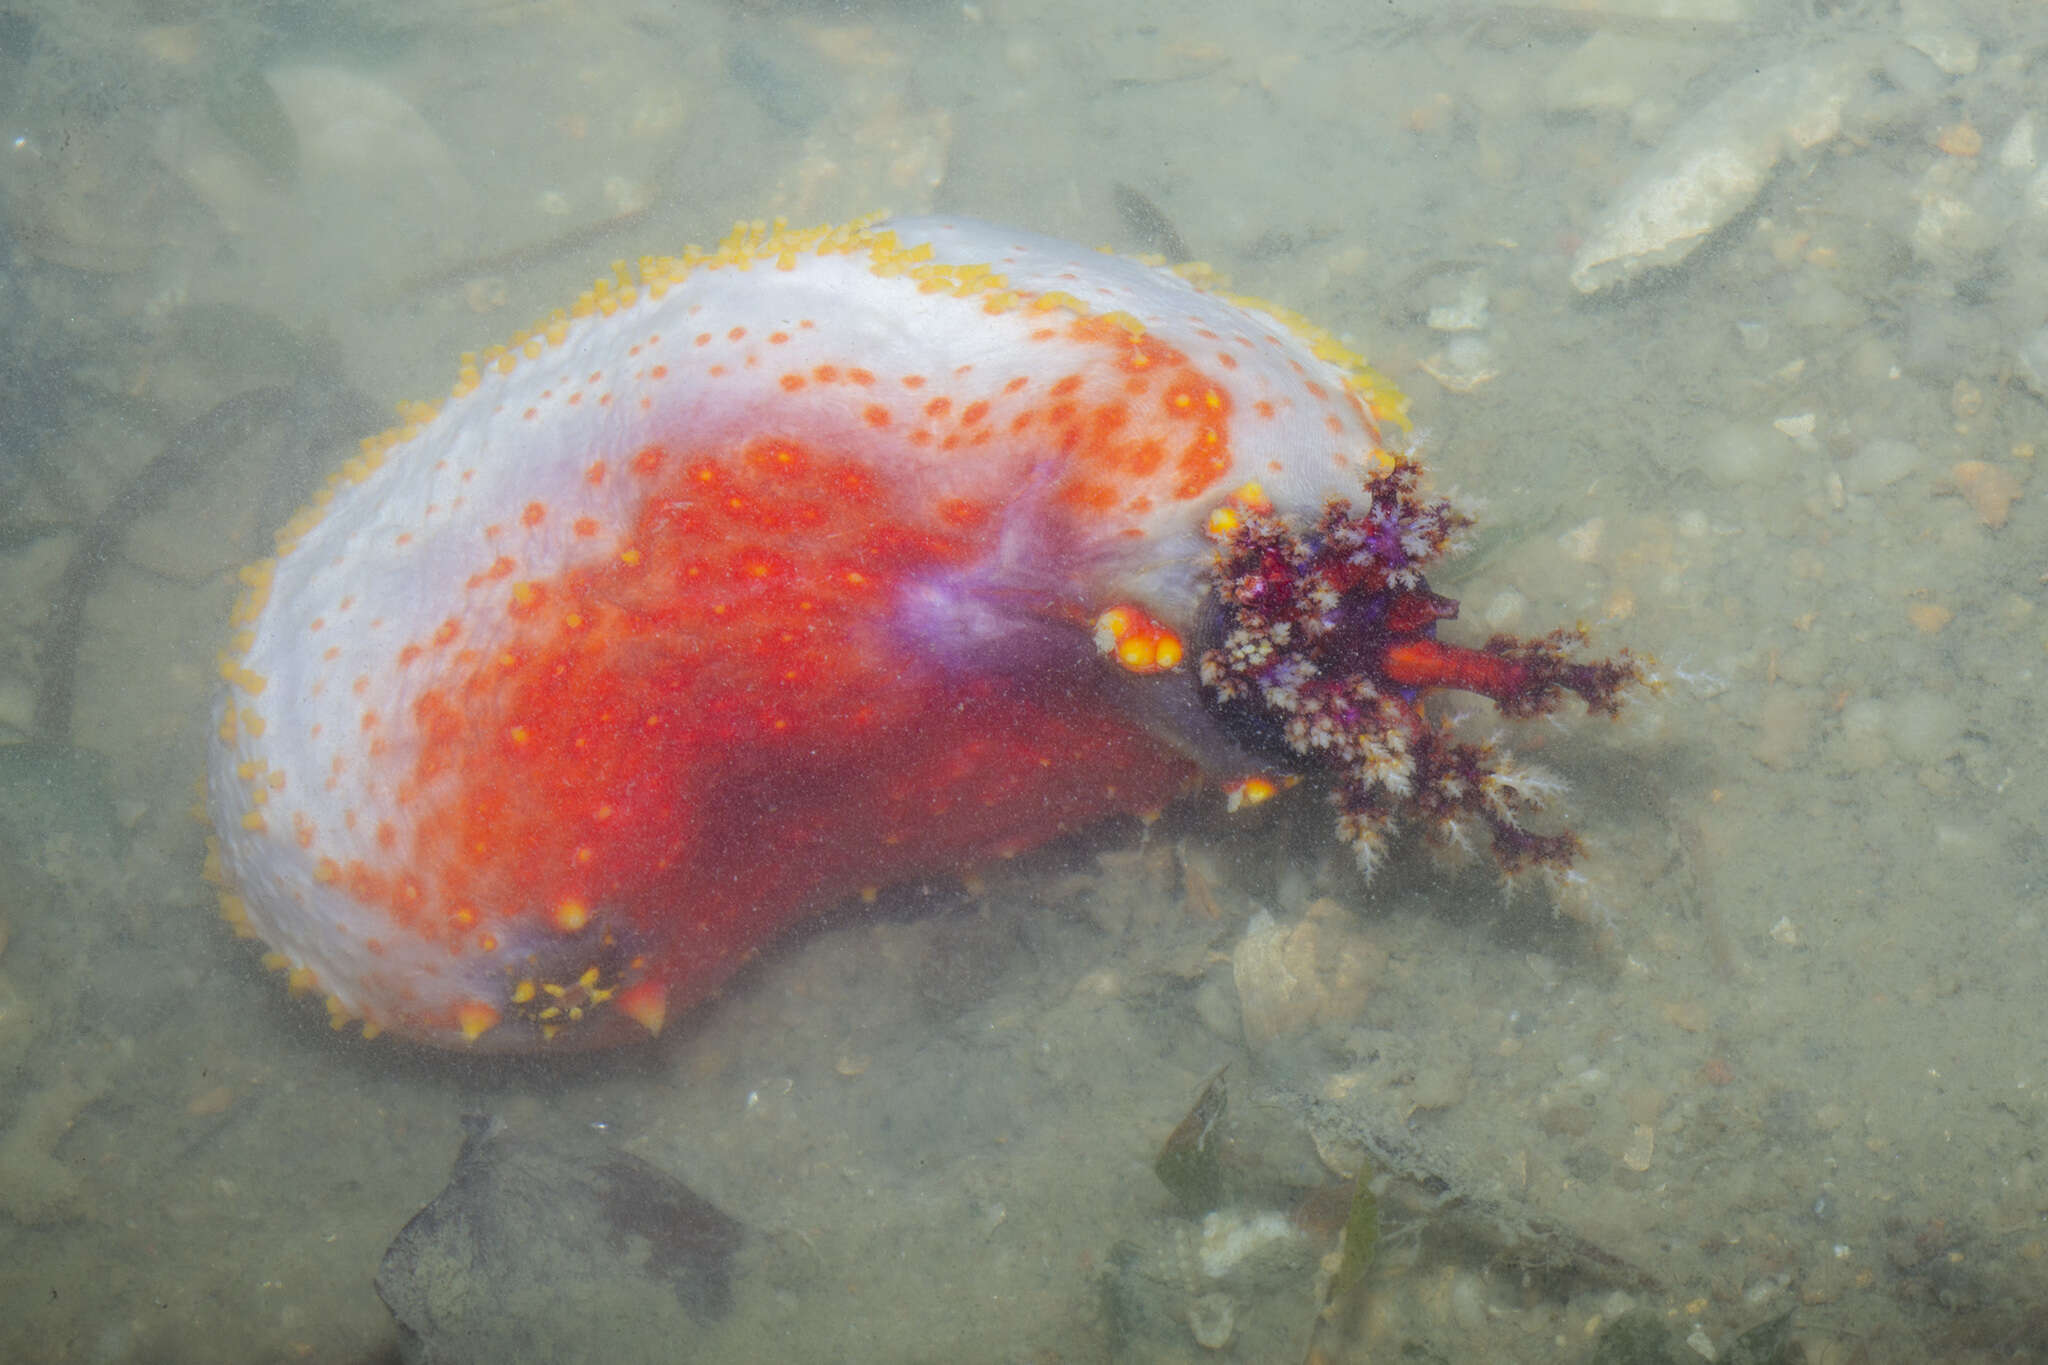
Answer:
(1187, 1292, 1236, 1349)
(1906, 603, 1952, 633)
(1888, 693, 1961, 765)
(1841, 438, 1922, 493)
(1934, 122, 1982, 158)
(1949, 460, 2021, 527)
(187, 1085, 235, 1117)
(1998, 112, 2038, 171)
(1696, 423, 1794, 488)
(1621, 1124, 1655, 1173)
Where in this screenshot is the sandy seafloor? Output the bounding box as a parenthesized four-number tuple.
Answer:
(1, 0, 2044, 1360)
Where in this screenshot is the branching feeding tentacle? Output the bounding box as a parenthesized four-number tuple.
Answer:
(1200, 458, 1645, 881)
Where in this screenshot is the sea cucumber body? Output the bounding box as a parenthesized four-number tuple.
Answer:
(206, 217, 1400, 1049)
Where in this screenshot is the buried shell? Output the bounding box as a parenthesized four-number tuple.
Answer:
(1570, 51, 1871, 294)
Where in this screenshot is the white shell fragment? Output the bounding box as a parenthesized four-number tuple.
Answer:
(1621, 1123, 1656, 1173)
(1230, 904, 1383, 1048)
(1570, 54, 1870, 294)
(1187, 1291, 1237, 1350)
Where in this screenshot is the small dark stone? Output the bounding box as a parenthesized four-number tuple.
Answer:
(1590, 1308, 1688, 1365)
(1563, 1143, 1613, 1183)
(1723, 1309, 1805, 1365)
(376, 1116, 742, 1365)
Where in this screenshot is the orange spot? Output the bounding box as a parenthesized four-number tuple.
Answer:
(585, 460, 607, 485)
(522, 502, 546, 528)
(457, 1002, 501, 1042)
(1094, 603, 1185, 674)
(618, 980, 667, 1036)
(780, 373, 806, 392)
(938, 498, 988, 529)
(1063, 481, 1118, 513)
(573, 517, 600, 538)
(1224, 775, 1282, 810)
(509, 581, 547, 618)
(863, 404, 892, 428)
(847, 368, 875, 386)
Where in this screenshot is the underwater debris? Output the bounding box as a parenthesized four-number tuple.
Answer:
(30, 384, 318, 740)
(1154, 1068, 1229, 1216)
(1328, 1152, 1379, 1304)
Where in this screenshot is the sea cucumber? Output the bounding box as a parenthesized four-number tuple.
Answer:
(205, 215, 1638, 1051)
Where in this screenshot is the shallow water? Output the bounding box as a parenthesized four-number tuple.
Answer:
(1, 1, 2043, 1361)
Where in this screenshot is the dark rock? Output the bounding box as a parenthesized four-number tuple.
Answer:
(376, 1115, 742, 1365)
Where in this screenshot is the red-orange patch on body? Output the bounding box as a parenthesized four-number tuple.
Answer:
(352, 437, 1193, 1007)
